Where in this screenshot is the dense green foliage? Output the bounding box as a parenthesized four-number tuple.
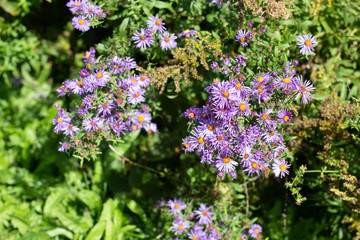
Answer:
(0, 0, 359, 239)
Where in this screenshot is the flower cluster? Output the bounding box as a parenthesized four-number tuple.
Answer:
(161, 198, 262, 239)
(53, 47, 157, 159)
(182, 36, 316, 179)
(66, 0, 106, 32)
(132, 16, 197, 51)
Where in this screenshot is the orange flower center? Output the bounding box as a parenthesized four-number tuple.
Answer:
(78, 19, 85, 25)
(223, 91, 230, 98)
(75, 2, 81, 7)
(155, 20, 161, 26)
(192, 237, 199, 240)
(140, 76, 146, 81)
(198, 137, 204, 144)
(223, 157, 230, 163)
(140, 35, 146, 41)
(88, 8, 92, 13)
(77, 81, 84, 87)
(251, 162, 258, 168)
(261, 114, 268, 120)
(241, 36, 246, 42)
(117, 99, 123, 104)
(257, 76, 264, 82)
(270, 131, 275, 136)
(131, 78, 137, 83)
(280, 164, 286, 171)
(103, 104, 108, 109)
(217, 136, 223, 141)
(244, 153, 249, 159)
(283, 78, 291, 84)
(138, 116, 144, 122)
(300, 86, 306, 92)
(305, 40, 311, 46)
(202, 210, 208, 216)
(90, 121, 95, 126)
(184, 143, 190, 148)
(208, 125, 215, 131)
(68, 125, 73, 130)
(164, 37, 170, 42)
(174, 204, 179, 209)
(148, 130, 153, 135)
(235, 83, 242, 90)
(284, 116, 290, 122)
(133, 92, 140, 98)
(238, 74, 244, 80)
(239, 103, 246, 111)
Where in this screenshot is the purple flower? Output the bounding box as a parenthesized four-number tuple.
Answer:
(83, 117, 103, 132)
(171, 220, 190, 235)
(249, 224, 262, 238)
(275, 74, 297, 91)
(132, 28, 154, 50)
(58, 141, 71, 152)
(94, 70, 110, 87)
(248, 21, 253, 28)
(215, 156, 238, 173)
(67, 0, 87, 14)
(234, 55, 248, 67)
(62, 124, 80, 136)
(294, 76, 316, 104)
(235, 29, 250, 47)
(210, 61, 219, 69)
(277, 109, 292, 124)
(160, 32, 177, 50)
(147, 16, 166, 33)
(72, 16, 91, 32)
(53, 111, 71, 132)
(127, 86, 146, 105)
(144, 123, 158, 135)
(97, 101, 115, 116)
(79, 68, 91, 78)
(178, 29, 197, 37)
(257, 108, 273, 127)
(111, 121, 127, 137)
(296, 33, 318, 56)
(138, 74, 150, 88)
(167, 198, 187, 215)
(83, 47, 95, 63)
(272, 158, 291, 178)
(131, 111, 152, 125)
(260, 28, 266, 33)
(83, 3, 97, 18)
(194, 203, 215, 225)
(110, 56, 125, 74)
(223, 58, 231, 66)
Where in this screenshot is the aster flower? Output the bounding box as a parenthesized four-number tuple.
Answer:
(210, 61, 219, 69)
(111, 121, 127, 137)
(79, 68, 91, 78)
(294, 76, 316, 104)
(263, 128, 282, 144)
(144, 123, 157, 135)
(160, 32, 177, 50)
(171, 220, 190, 235)
(272, 158, 290, 178)
(182, 107, 198, 119)
(53, 112, 71, 132)
(83, 47, 95, 63)
(178, 29, 197, 37)
(83, 117, 103, 132)
(138, 74, 150, 88)
(257, 108, 273, 127)
(147, 16, 166, 33)
(234, 54, 248, 67)
(97, 101, 115, 116)
(275, 73, 297, 91)
(223, 58, 231, 66)
(131, 111, 152, 125)
(187, 228, 206, 240)
(168, 198, 187, 215)
(67, 0, 87, 14)
(83, 3, 97, 17)
(207, 81, 236, 109)
(58, 141, 71, 152)
(62, 124, 80, 136)
(127, 86, 146, 105)
(194, 203, 215, 225)
(249, 224, 262, 239)
(132, 28, 154, 50)
(243, 160, 261, 176)
(94, 70, 110, 86)
(296, 33, 318, 56)
(215, 156, 238, 173)
(182, 136, 196, 153)
(72, 16, 91, 32)
(235, 29, 250, 47)
(277, 109, 292, 124)
(236, 99, 251, 116)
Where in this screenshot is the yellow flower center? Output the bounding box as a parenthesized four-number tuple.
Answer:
(138, 116, 144, 122)
(174, 204, 179, 209)
(140, 35, 146, 41)
(155, 20, 161, 26)
(57, 117, 63, 123)
(257, 85, 264, 94)
(96, 72, 103, 79)
(164, 37, 170, 42)
(255, 229, 259, 233)
(132, 125, 138, 130)
(85, 52, 91, 58)
(261, 114, 268, 120)
(235, 83, 242, 89)
(284, 116, 290, 122)
(208, 125, 215, 131)
(192, 237, 199, 240)
(223, 91, 229, 98)
(270, 131, 275, 136)
(78, 19, 85, 25)
(184, 143, 190, 148)
(148, 130, 153, 135)
(184, 29, 190, 34)
(251, 162, 257, 168)
(305, 40, 311, 46)
(189, 112, 195, 118)
(239, 104, 246, 111)
(77, 81, 84, 87)
(198, 137, 204, 144)
(223, 157, 230, 163)
(257, 76, 264, 82)
(178, 225, 184, 230)
(241, 36, 246, 42)
(140, 76, 146, 81)
(131, 78, 137, 83)
(280, 164, 286, 171)
(75, 2, 81, 7)
(283, 78, 291, 84)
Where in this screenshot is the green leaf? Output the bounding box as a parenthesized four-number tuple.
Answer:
(152, 1, 175, 13)
(126, 200, 148, 224)
(85, 221, 106, 240)
(47, 228, 74, 239)
(119, 17, 129, 40)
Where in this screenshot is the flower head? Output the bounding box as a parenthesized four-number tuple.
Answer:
(249, 224, 262, 239)
(272, 158, 290, 178)
(160, 32, 177, 50)
(296, 33, 318, 56)
(72, 16, 91, 32)
(132, 28, 154, 50)
(147, 16, 166, 33)
(194, 203, 215, 225)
